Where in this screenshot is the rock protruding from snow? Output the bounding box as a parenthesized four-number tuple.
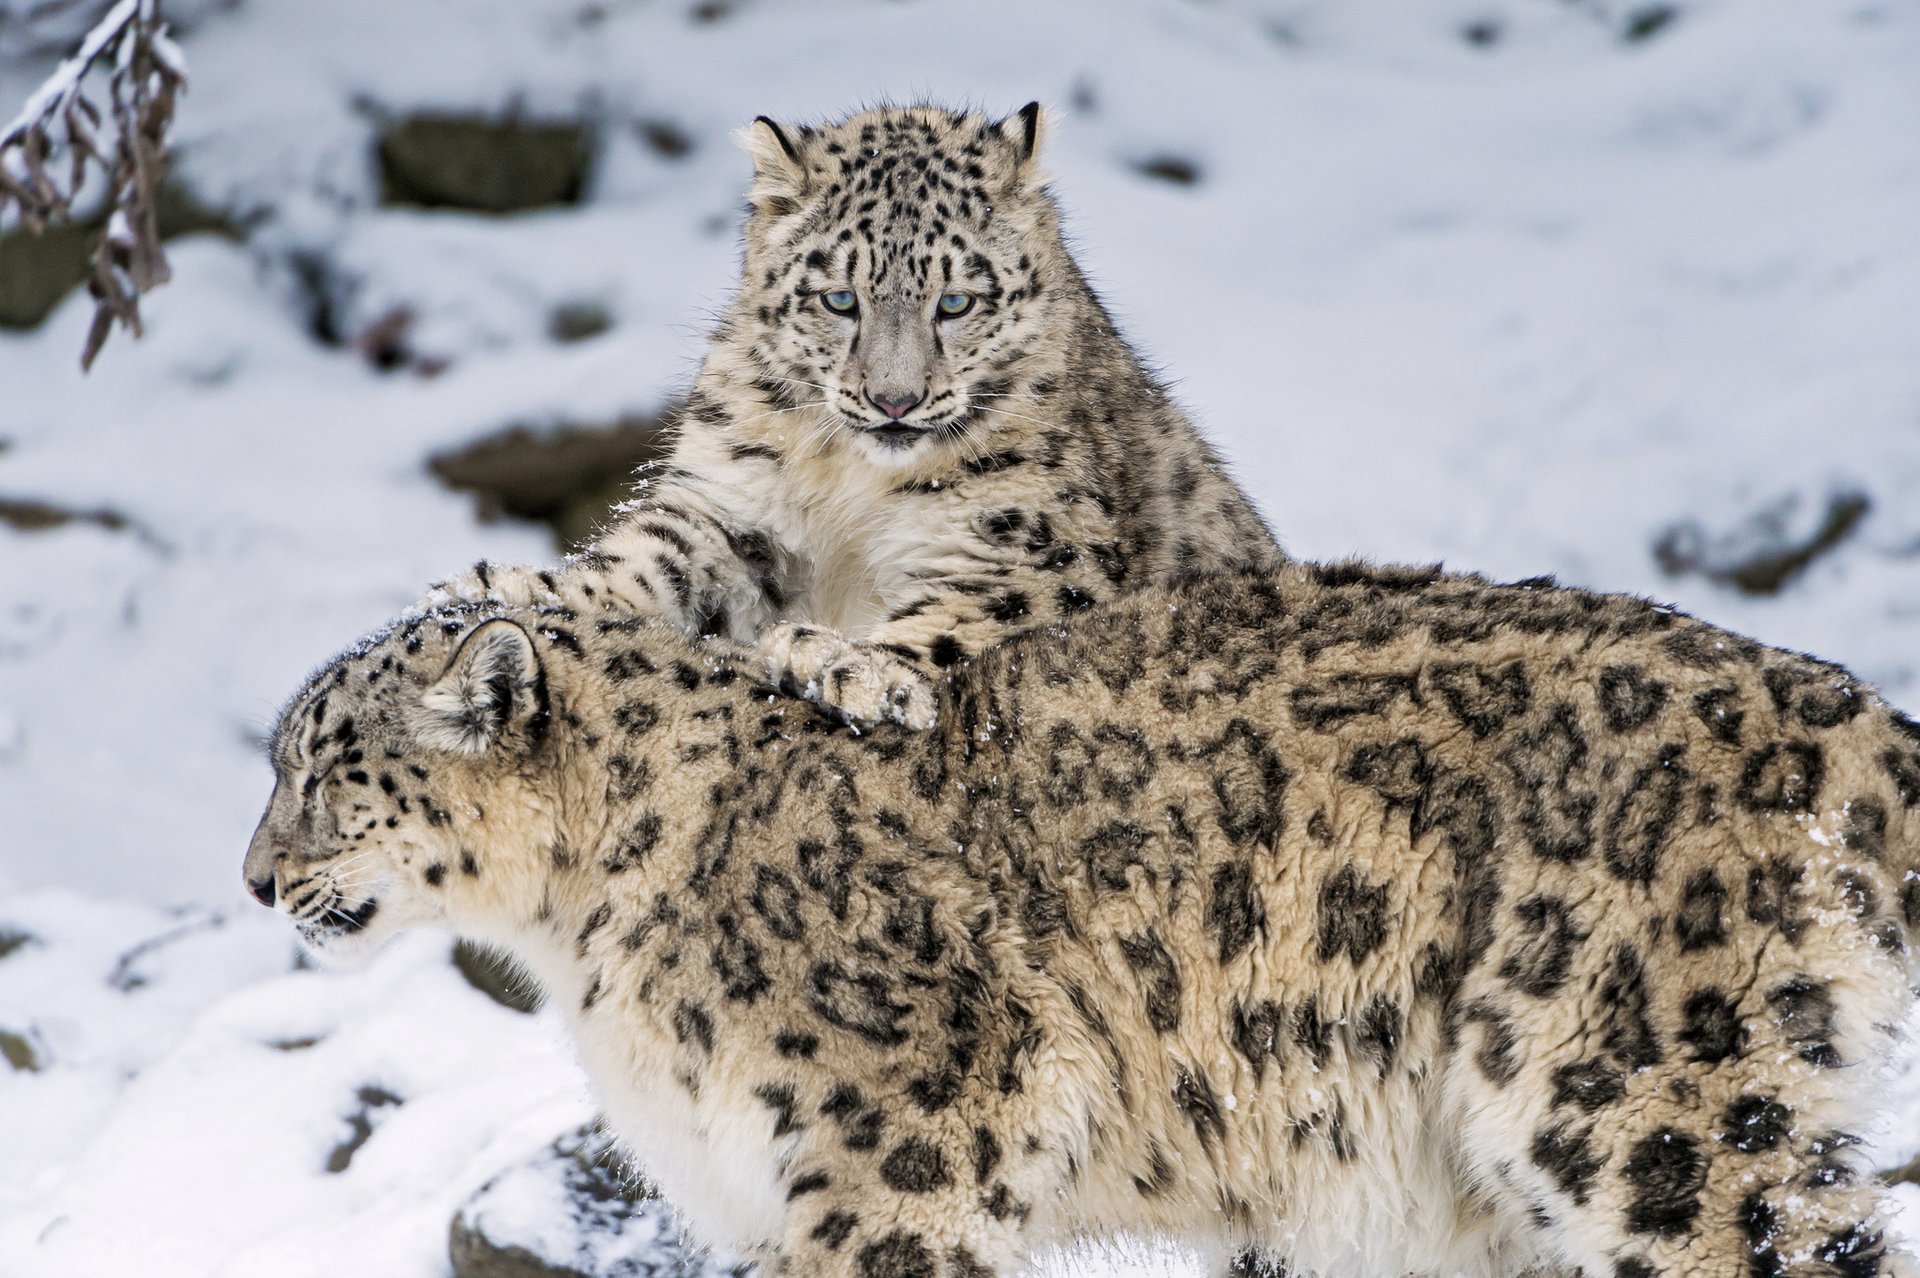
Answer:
(377, 115, 595, 214)
(449, 1122, 748, 1278)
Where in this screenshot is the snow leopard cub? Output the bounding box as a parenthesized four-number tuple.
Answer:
(439, 102, 1280, 728)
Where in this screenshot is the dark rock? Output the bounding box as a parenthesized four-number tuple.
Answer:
(450, 1122, 747, 1278)
(636, 121, 694, 160)
(1, 1026, 43, 1072)
(0, 498, 131, 535)
(551, 301, 614, 344)
(0, 180, 250, 330)
(1623, 5, 1679, 42)
(0, 220, 99, 333)
(1654, 488, 1870, 597)
(1463, 19, 1502, 46)
(0, 925, 37, 961)
(430, 416, 669, 551)
(454, 940, 544, 1013)
(378, 115, 595, 214)
(1133, 154, 1202, 187)
(327, 1084, 405, 1173)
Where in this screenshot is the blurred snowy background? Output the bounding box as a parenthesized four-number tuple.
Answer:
(2, 0, 1919, 1273)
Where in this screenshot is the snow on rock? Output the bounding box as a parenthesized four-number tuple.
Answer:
(3, 0, 1920, 1273)
(449, 1122, 745, 1278)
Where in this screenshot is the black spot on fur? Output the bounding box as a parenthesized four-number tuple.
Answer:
(1118, 930, 1182, 1033)
(1429, 661, 1532, 737)
(1208, 860, 1264, 963)
(811, 1209, 859, 1250)
(1464, 999, 1521, 1085)
(1621, 1128, 1707, 1237)
(859, 1230, 937, 1278)
(1736, 741, 1825, 814)
(1818, 1224, 1886, 1278)
(1316, 864, 1390, 965)
(1721, 1094, 1792, 1153)
(1674, 868, 1728, 950)
(1293, 996, 1334, 1070)
(711, 913, 771, 1003)
(1678, 988, 1743, 1063)
(1768, 976, 1841, 1068)
(1598, 666, 1669, 731)
(1230, 998, 1287, 1080)
(755, 1083, 804, 1138)
(1172, 1066, 1227, 1150)
(972, 1127, 1001, 1185)
(1551, 1058, 1625, 1112)
(1531, 1122, 1604, 1205)
(808, 961, 911, 1046)
(1599, 944, 1662, 1070)
(1742, 1192, 1784, 1278)
(672, 1002, 713, 1054)
(1692, 687, 1745, 744)
(880, 1138, 952, 1193)
(1603, 745, 1688, 885)
(1746, 855, 1810, 943)
(1500, 894, 1583, 997)
(1354, 994, 1402, 1075)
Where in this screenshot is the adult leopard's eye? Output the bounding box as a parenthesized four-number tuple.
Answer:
(822, 290, 858, 315)
(937, 292, 974, 318)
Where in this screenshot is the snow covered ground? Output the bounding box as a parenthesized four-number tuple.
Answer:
(2, 0, 1919, 1273)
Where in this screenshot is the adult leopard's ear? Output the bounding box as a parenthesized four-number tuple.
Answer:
(414, 619, 548, 756)
(738, 115, 813, 213)
(991, 101, 1046, 172)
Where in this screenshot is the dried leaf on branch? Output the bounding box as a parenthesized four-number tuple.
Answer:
(1, 0, 187, 369)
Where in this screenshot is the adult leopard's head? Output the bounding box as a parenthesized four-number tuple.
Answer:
(731, 103, 1071, 466)
(243, 615, 556, 964)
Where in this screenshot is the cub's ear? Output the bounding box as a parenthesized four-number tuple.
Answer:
(992, 101, 1046, 171)
(738, 115, 813, 212)
(414, 619, 546, 756)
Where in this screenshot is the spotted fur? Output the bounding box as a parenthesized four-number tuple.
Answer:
(248, 564, 1920, 1278)
(435, 103, 1279, 729)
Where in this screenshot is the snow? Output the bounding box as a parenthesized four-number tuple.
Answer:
(3, 0, 1920, 1273)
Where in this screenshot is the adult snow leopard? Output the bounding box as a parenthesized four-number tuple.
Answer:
(249, 563, 1920, 1278)
(440, 103, 1280, 729)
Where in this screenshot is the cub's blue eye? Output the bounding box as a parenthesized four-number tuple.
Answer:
(937, 292, 974, 318)
(821, 290, 857, 315)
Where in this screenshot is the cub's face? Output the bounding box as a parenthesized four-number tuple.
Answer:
(243, 618, 549, 964)
(734, 104, 1065, 466)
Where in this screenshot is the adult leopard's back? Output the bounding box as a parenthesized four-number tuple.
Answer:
(952, 564, 1920, 1276)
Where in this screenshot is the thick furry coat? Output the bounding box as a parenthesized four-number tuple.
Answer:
(248, 564, 1920, 1278)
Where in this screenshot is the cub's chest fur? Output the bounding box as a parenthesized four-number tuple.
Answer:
(690, 432, 971, 634)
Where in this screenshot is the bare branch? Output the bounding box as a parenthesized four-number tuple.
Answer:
(1, 0, 187, 369)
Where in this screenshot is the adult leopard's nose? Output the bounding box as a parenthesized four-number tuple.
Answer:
(247, 874, 276, 908)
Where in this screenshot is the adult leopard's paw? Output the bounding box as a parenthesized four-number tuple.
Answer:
(760, 623, 939, 730)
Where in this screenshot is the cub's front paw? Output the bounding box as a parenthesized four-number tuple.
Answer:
(760, 623, 939, 730)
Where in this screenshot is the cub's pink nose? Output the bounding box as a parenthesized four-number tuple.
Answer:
(867, 390, 923, 420)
